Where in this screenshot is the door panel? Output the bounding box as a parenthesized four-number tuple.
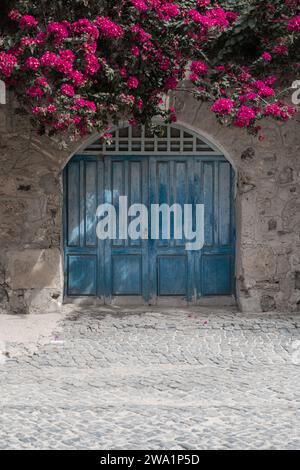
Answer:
(85, 161, 98, 247)
(66, 161, 80, 247)
(149, 157, 193, 301)
(67, 255, 97, 296)
(196, 159, 235, 297)
(202, 254, 232, 296)
(218, 162, 232, 246)
(103, 157, 149, 300)
(64, 154, 235, 301)
(112, 255, 142, 295)
(158, 256, 187, 296)
(64, 157, 98, 296)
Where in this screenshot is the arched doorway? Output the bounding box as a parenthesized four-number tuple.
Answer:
(63, 123, 236, 305)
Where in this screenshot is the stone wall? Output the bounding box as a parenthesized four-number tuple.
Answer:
(0, 94, 73, 314)
(0, 92, 299, 314)
(174, 91, 300, 313)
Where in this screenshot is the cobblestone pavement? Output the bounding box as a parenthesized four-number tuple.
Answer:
(0, 307, 300, 450)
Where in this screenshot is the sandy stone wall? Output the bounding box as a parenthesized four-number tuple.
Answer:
(0, 92, 299, 314)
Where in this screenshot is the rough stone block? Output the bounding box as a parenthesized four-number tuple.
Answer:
(24, 288, 62, 314)
(7, 249, 62, 290)
(242, 246, 277, 281)
(261, 295, 276, 312)
(238, 292, 261, 313)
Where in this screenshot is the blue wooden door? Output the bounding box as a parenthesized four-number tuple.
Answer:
(64, 154, 235, 302)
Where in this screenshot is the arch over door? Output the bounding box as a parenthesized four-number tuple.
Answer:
(63, 124, 235, 303)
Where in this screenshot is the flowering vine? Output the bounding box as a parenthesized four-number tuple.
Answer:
(0, 0, 299, 140)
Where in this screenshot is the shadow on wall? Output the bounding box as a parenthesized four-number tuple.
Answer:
(0, 249, 62, 315)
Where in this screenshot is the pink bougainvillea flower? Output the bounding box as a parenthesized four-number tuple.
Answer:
(245, 92, 258, 101)
(159, 3, 180, 21)
(119, 67, 127, 78)
(119, 93, 135, 105)
(47, 22, 69, 44)
(129, 118, 138, 127)
(272, 44, 289, 55)
(288, 15, 300, 32)
(197, 0, 211, 6)
(47, 104, 57, 114)
(264, 75, 277, 86)
(211, 98, 234, 115)
(0, 52, 17, 77)
(72, 19, 99, 39)
(190, 60, 208, 76)
(61, 84, 75, 97)
(56, 57, 74, 75)
(234, 106, 256, 128)
(135, 98, 143, 110)
(130, 24, 151, 43)
(169, 107, 177, 123)
(75, 97, 86, 107)
(75, 98, 97, 112)
(226, 11, 239, 22)
(32, 106, 43, 114)
(25, 57, 40, 72)
(253, 80, 275, 97)
(188, 6, 228, 29)
(85, 101, 97, 111)
(187, 9, 206, 24)
(264, 103, 281, 117)
(96, 17, 124, 38)
(239, 70, 251, 82)
(59, 49, 75, 63)
(159, 57, 170, 71)
(164, 76, 178, 90)
(207, 7, 229, 29)
(83, 41, 97, 54)
(69, 70, 85, 86)
(262, 52, 272, 62)
(26, 86, 43, 98)
(36, 32, 46, 45)
(8, 10, 21, 21)
(20, 37, 36, 47)
(40, 52, 57, 67)
(19, 15, 38, 30)
(130, 0, 149, 12)
(35, 76, 48, 87)
(189, 73, 199, 82)
(0, 3, 297, 139)
(84, 54, 100, 75)
(131, 46, 140, 57)
(287, 106, 296, 117)
(127, 76, 139, 89)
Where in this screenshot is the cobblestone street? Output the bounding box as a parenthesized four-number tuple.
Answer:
(0, 307, 299, 450)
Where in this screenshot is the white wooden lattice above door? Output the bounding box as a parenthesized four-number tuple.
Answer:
(83, 124, 222, 156)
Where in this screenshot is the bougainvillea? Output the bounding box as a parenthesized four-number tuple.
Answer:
(0, 0, 299, 140)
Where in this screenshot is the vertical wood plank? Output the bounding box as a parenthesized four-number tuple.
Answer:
(67, 161, 80, 247)
(85, 161, 97, 247)
(219, 162, 231, 246)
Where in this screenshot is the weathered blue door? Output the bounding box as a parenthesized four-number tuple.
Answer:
(64, 154, 235, 302)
